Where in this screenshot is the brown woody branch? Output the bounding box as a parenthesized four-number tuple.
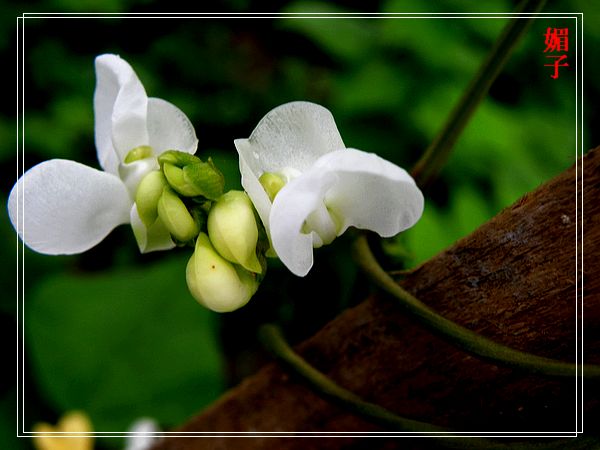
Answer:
(151, 147, 600, 449)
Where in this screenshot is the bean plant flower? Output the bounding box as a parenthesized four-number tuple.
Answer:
(8, 53, 198, 255)
(235, 101, 424, 277)
(33, 411, 93, 450)
(32, 411, 160, 450)
(124, 418, 161, 450)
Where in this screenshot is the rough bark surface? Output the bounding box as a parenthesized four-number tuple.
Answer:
(151, 148, 599, 449)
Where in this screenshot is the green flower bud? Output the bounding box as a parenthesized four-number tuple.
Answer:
(157, 187, 199, 242)
(124, 145, 153, 163)
(259, 172, 286, 202)
(157, 150, 200, 168)
(158, 151, 224, 200)
(208, 191, 262, 274)
(186, 233, 259, 312)
(182, 159, 224, 201)
(135, 171, 169, 227)
(162, 162, 203, 197)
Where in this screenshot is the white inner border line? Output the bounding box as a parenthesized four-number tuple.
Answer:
(16, 12, 583, 439)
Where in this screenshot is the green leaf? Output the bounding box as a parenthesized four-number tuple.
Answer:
(26, 255, 224, 431)
(281, 2, 374, 63)
(332, 60, 408, 115)
(0, 390, 26, 450)
(402, 187, 491, 266)
(401, 203, 450, 265)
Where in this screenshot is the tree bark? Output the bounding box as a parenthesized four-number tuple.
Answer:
(151, 147, 599, 449)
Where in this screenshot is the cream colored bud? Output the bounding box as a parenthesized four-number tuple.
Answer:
(186, 233, 259, 312)
(135, 171, 169, 227)
(207, 190, 262, 273)
(157, 187, 199, 242)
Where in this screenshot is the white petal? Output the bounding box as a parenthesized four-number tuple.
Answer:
(94, 54, 149, 175)
(235, 101, 345, 237)
(238, 153, 273, 236)
(130, 205, 175, 253)
(125, 418, 161, 450)
(235, 100, 344, 179)
(118, 157, 160, 197)
(147, 98, 198, 155)
(7, 159, 131, 255)
(316, 148, 424, 237)
(269, 169, 338, 277)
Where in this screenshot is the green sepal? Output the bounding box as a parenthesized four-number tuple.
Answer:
(159, 151, 225, 201)
(182, 158, 225, 201)
(157, 150, 201, 168)
(189, 204, 208, 234)
(163, 162, 206, 197)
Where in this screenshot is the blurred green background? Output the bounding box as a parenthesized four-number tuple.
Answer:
(2, 0, 598, 447)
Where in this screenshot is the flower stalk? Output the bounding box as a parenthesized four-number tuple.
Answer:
(410, 0, 548, 188)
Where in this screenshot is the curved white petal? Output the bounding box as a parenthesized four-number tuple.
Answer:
(118, 157, 160, 197)
(269, 169, 338, 277)
(235, 101, 345, 179)
(7, 159, 131, 255)
(125, 418, 161, 450)
(316, 148, 424, 237)
(236, 101, 345, 237)
(94, 54, 149, 175)
(238, 154, 273, 235)
(147, 98, 198, 155)
(130, 205, 176, 253)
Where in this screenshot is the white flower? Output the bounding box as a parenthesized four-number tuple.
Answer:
(7, 54, 198, 255)
(235, 101, 424, 277)
(125, 418, 161, 450)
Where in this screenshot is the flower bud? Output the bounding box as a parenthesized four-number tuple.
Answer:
(162, 162, 203, 197)
(135, 171, 169, 227)
(157, 150, 199, 167)
(207, 190, 262, 273)
(124, 145, 154, 163)
(186, 233, 259, 312)
(259, 172, 285, 202)
(159, 151, 224, 200)
(157, 187, 199, 242)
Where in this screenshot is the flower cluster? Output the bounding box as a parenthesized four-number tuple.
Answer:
(8, 54, 424, 313)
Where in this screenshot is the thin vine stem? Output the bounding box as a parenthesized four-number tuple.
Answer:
(353, 235, 600, 379)
(260, 324, 496, 448)
(410, 0, 547, 187)
(259, 324, 598, 449)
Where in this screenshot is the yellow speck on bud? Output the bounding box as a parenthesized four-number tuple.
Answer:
(208, 190, 262, 273)
(135, 171, 169, 227)
(157, 187, 199, 242)
(33, 411, 93, 450)
(186, 233, 259, 312)
(124, 145, 153, 164)
(259, 172, 286, 202)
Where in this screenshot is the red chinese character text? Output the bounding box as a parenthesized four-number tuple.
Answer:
(544, 27, 569, 52)
(544, 54, 569, 79)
